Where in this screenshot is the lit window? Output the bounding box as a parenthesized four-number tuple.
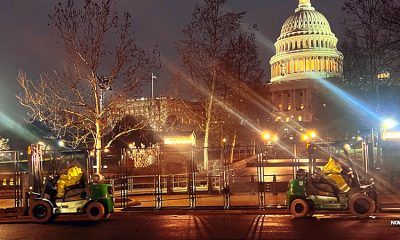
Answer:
(298, 116, 303, 122)
(286, 117, 290, 122)
(300, 104, 304, 110)
(288, 104, 292, 110)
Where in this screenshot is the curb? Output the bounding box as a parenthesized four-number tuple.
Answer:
(112, 207, 400, 216)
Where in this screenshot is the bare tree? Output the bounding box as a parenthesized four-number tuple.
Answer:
(17, 0, 159, 173)
(342, 0, 398, 89)
(211, 30, 264, 163)
(341, 0, 400, 119)
(381, 1, 400, 71)
(178, 0, 244, 171)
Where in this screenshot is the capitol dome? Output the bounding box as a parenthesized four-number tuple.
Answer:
(270, 0, 343, 83)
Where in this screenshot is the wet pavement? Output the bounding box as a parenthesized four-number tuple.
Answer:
(1, 213, 400, 240)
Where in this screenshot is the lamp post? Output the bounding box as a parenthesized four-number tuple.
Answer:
(302, 130, 317, 173)
(151, 73, 157, 98)
(96, 75, 112, 174)
(97, 75, 111, 111)
(376, 72, 390, 169)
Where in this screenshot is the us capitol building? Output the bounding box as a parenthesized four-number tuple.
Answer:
(268, 0, 343, 126)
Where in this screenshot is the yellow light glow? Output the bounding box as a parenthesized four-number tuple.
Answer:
(343, 143, 351, 151)
(310, 131, 317, 139)
(164, 135, 196, 146)
(104, 148, 110, 153)
(262, 132, 271, 140)
(58, 140, 65, 147)
(302, 134, 310, 142)
(382, 131, 400, 141)
(273, 135, 279, 141)
(383, 119, 397, 130)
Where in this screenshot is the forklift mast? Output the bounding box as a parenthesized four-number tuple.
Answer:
(28, 144, 44, 194)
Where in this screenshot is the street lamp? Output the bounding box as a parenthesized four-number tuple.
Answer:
(301, 130, 317, 173)
(376, 71, 390, 114)
(377, 72, 390, 80)
(301, 130, 317, 142)
(261, 131, 279, 144)
(58, 140, 65, 148)
(151, 73, 157, 98)
(383, 118, 397, 130)
(262, 132, 271, 141)
(97, 75, 112, 111)
(375, 70, 392, 170)
(96, 75, 112, 174)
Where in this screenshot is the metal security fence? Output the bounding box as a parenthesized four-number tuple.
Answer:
(0, 151, 23, 209)
(100, 141, 370, 210)
(108, 144, 299, 210)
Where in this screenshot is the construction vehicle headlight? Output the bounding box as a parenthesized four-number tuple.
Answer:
(93, 173, 104, 184)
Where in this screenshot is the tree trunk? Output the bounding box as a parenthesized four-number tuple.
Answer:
(230, 130, 237, 164)
(95, 119, 102, 174)
(203, 94, 214, 171)
(203, 75, 216, 171)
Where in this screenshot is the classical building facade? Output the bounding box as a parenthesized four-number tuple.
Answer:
(112, 97, 203, 133)
(269, 0, 343, 126)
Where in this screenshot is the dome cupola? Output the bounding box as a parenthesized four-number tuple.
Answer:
(270, 0, 343, 82)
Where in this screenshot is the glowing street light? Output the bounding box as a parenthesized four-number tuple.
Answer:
(383, 118, 397, 130)
(58, 140, 65, 147)
(262, 132, 271, 141)
(310, 131, 317, 139)
(301, 130, 317, 142)
(261, 131, 278, 144)
(302, 134, 310, 142)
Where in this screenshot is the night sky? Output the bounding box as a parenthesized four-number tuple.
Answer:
(0, 0, 345, 129)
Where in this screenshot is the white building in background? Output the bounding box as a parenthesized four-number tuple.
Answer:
(112, 97, 203, 133)
(269, 0, 343, 124)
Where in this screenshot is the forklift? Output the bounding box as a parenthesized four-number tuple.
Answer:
(287, 147, 378, 218)
(25, 145, 114, 223)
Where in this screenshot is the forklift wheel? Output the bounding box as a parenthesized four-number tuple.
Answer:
(290, 199, 310, 218)
(86, 202, 105, 221)
(349, 193, 375, 218)
(29, 200, 54, 223)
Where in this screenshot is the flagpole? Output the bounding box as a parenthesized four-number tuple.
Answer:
(151, 73, 156, 98)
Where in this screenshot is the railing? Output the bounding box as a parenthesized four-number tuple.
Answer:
(109, 172, 291, 196)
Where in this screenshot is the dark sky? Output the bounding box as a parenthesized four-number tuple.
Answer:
(0, 0, 345, 129)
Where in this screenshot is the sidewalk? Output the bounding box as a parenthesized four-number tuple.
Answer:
(2, 192, 399, 211)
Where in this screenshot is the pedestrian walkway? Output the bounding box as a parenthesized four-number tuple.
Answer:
(2, 193, 400, 210)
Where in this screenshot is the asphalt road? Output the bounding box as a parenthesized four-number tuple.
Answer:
(0, 213, 399, 240)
